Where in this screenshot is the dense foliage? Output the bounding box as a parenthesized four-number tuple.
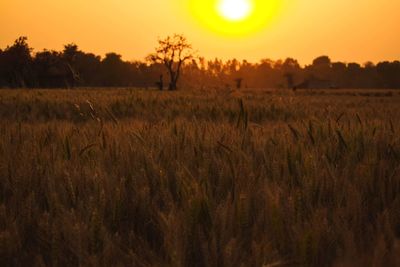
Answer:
(0, 37, 399, 89)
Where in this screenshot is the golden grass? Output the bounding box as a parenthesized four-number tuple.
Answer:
(0, 88, 399, 266)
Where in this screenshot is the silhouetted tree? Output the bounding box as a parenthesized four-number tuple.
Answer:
(156, 75, 164, 90)
(100, 53, 129, 86)
(282, 58, 301, 89)
(0, 49, 4, 87)
(377, 61, 400, 88)
(256, 59, 280, 88)
(63, 44, 78, 63)
(284, 73, 295, 89)
(74, 52, 101, 86)
(62, 44, 81, 87)
(147, 34, 195, 90)
(310, 56, 332, 80)
(33, 50, 63, 87)
(282, 58, 301, 72)
(331, 62, 347, 87)
(0, 37, 32, 87)
(32, 47, 83, 88)
(1, 36, 400, 90)
(312, 56, 331, 66)
(237, 60, 257, 88)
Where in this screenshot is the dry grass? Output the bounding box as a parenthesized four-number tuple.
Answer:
(0, 88, 399, 267)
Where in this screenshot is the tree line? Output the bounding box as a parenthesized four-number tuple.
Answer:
(0, 36, 399, 89)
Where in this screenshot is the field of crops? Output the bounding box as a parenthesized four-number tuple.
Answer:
(0, 88, 399, 266)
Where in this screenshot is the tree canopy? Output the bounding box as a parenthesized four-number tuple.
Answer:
(0, 36, 399, 89)
(147, 34, 195, 90)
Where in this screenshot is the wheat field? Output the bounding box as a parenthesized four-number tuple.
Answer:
(0, 88, 399, 267)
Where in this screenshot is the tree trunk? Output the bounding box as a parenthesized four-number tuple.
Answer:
(168, 70, 177, 90)
(169, 81, 177, 90)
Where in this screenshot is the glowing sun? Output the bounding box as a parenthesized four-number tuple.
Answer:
(217, 0, 254, 22)
(187, 0, 285, 36)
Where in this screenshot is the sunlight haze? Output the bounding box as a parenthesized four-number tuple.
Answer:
(1, 0, 399, 64)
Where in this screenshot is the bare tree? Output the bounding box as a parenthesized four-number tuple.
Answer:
(147, 34, 195, 90)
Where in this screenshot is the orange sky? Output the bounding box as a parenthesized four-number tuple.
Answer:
(1, 0, 399, 64)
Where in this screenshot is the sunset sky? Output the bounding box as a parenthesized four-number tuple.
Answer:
(1, 0, 399, 64)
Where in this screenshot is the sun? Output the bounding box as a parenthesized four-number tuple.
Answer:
(217, 0, 254, 22)
(187, 0, 285, 36)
